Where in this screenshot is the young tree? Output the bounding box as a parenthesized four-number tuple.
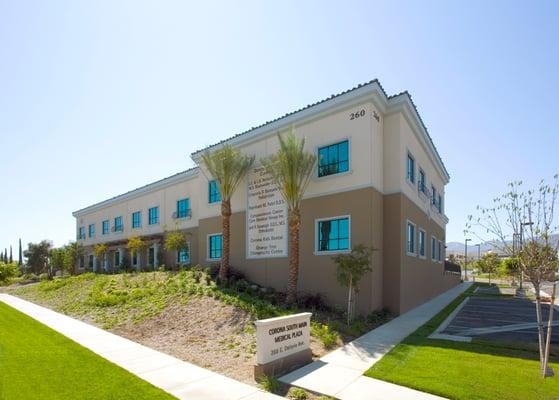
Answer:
(63, 242, 82, 275)
(24, 240, 52, 275)
(466, 175, 559, 375)
(164, 231, 188, 267)
(49, 247, 66, 278)
(332, 244, 374, 324)
(477, 252, 501, 285)
(93, 244, 108, 272)
(261, 130, 317, 304)
(127, 237, 147, 270)
(202, 144, 255, 280)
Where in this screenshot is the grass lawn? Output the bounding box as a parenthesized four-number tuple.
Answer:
(365, 284, 559, 400)
(0, 301, 175, 400)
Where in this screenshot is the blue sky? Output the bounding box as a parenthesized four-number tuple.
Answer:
(0, 0, 558, 252)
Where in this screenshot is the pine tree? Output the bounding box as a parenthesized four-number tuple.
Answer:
(9, 245, 13, 263)
(18, 238, 23, 266)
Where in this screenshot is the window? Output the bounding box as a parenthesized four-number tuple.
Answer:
(102, 220, 109, 235)
(406, 221, 416, 255)
(88, 255, 94, 270)
(176, 198, 190, 219)
(431, 236, 437, 261)
(438, 241, 443, 262)
(208, 180, 221, 203)
(132, 251, 138, 266)
(148, 207, 159, 225)
(317, 216, 350, 252)
(419, 229, 426, 258)
(88, 224, 95, 238)
(431, 185, 437, 206)
(148, 247, 155, 266)
(407, 153, 415, 183)
(418, 169, 426, 193)
(114, 251, 120, 267)
(208, 234, 222, 260)
(438, 194, 443, 214)
(177, 245, 190, 264)
(78, 227, 85, 240)
(114, 216, 123, 232)
(132, 211, 142, 229)
(318, 140, 349, 177)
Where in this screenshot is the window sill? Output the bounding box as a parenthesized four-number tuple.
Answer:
(315, 169, 353, 181)
(207, 258, 221, 262)
(314, 249, 350, 256)
(406, 251, 417, 257)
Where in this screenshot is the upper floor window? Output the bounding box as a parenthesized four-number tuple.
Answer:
(88, 223, 95, 238)
(406, 153, 415, 183)
(132, 211, 142, 229)
(317, 216, 350, 253)
(78, 226, 85, 240)
(148, 207, 159, 225)
(208, 234, 222, 260)
(102, 220, 109, 235)
(418, 169, 426, 194)
(176, 198, 190, 219)
(318, 140, 349, 177)
(406, 221, 416, 255)
(438, 194, 443, 214)
(114, 216, 123, 232)
(431, 185, 437, 206)
(208, 180, 221, 203)
(419, 229, 426, 258)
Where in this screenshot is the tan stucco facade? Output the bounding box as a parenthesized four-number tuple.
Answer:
(73, 80, 458, 316)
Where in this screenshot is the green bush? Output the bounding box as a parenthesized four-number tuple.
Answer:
(311, 322, 340, 349)
(287, 387, 308, 400)
(257, 375, 279, 393)
(0, 262, 19, 284)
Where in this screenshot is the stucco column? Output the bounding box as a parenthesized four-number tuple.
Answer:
(92, 255, 97, 272)
(103, 253, 108, 272)
(153, 243, 159, 268)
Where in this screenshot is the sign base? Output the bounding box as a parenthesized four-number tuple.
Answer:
(254, 348, 312, 379)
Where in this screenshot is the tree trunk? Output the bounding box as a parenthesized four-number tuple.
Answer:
(535, 285, 546, 370)
(347, 275, 353, 325)
(219, 200, 232, 281)
(542, 282, 557, 377)
(286, 209, 301, 305)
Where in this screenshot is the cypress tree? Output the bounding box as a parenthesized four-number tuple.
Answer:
(4, 249, 7, 263)
(18, 239, 23, 266)
(9, 245, 13, 263)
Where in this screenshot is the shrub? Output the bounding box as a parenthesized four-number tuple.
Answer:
(287, 387, 308, 400)
(311, 322, 340, 349)
(0, 262, 19, 284)
(257, 375, 279, 393)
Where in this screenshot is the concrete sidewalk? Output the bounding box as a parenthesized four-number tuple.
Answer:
(280, 283, 472, 399)
(0, 294, 281, 400)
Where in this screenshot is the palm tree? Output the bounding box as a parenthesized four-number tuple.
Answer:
(202, 145, 255, 280)
(261, 129, 316, 304)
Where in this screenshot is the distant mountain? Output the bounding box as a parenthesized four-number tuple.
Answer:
(446, 234, 559, 257)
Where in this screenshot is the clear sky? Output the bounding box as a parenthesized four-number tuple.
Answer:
(1, 0, 558, 252)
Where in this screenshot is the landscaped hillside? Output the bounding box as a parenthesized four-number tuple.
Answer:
(3, 269, 393, 385)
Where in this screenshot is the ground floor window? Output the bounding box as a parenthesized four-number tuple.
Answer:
(419, 229, 426, 258)
(431, 236, 437, 261)
(148, 247, 155, 266)
(177, 245, 190, 264)
(406, 221, 416, 255)
(208, 234, 222, 260)
(316, 216, 350, 253)
(114, 251, 120, 267)
(88, 255, 94, 270)
(132, 251, 138, 266)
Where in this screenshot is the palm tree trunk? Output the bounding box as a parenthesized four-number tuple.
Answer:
(220, 200, 232, 281)
(286, 209, 301, 305)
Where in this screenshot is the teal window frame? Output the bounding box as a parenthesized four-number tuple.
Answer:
(88, 224, 95, 238)
(317, 216, 350, 252)
(438, 194, 443, 213)
(114, 216, 123, 232)
(419, 229, 426, 258)
(431, 236, 437, 261)
(177, 246, 190, 264)
(78, 227, 85, 240)
(208, 180, 221, 203)
(176, 198, 190, 218)
(148, 207, 159, 225)
(208, 234, 222, 260)
(407, 153, 415, 183)
(102, 220, 109, 235)
(132, 211, 142, 228)
(406, 221, 416, 255)
(318, 140, 349, 177)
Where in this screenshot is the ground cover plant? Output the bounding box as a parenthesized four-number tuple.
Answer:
(365, 284, 559, 400)
(4, 268, 394, 384)
(0, 301, 174, 400)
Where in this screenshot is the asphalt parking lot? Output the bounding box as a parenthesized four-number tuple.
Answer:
(441, 293, 559, 347)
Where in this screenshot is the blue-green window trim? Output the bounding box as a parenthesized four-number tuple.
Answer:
(317, 216, 350, 253)
(132, 211, 142, 228)
(406, 221, 416, 255)
(208, 180, 221, 203)
(208, 234, 222, 260)
(419, 229, 426, 258)
(114, 216, 123, 232)
(78, 227, 85, 240)
(88, 224, 95, 238)
(148, 207, 159, 225)
(318, 140, 349, 177)
(176, 198, 190, 218)
(102, 220, 109, 235)
(407, 153, 415, 183)
(431, 236, 437, 261)
(177, 246, 190, 264)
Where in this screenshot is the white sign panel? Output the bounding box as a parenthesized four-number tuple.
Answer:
(247, 166, 288, 259)
(255, 313, 311, 365)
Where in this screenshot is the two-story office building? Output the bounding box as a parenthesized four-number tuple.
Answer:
(73, 80, 459, 314)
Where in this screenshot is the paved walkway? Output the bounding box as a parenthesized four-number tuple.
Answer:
(0, 294, 281, 400)
(280, 283, 472, 399)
